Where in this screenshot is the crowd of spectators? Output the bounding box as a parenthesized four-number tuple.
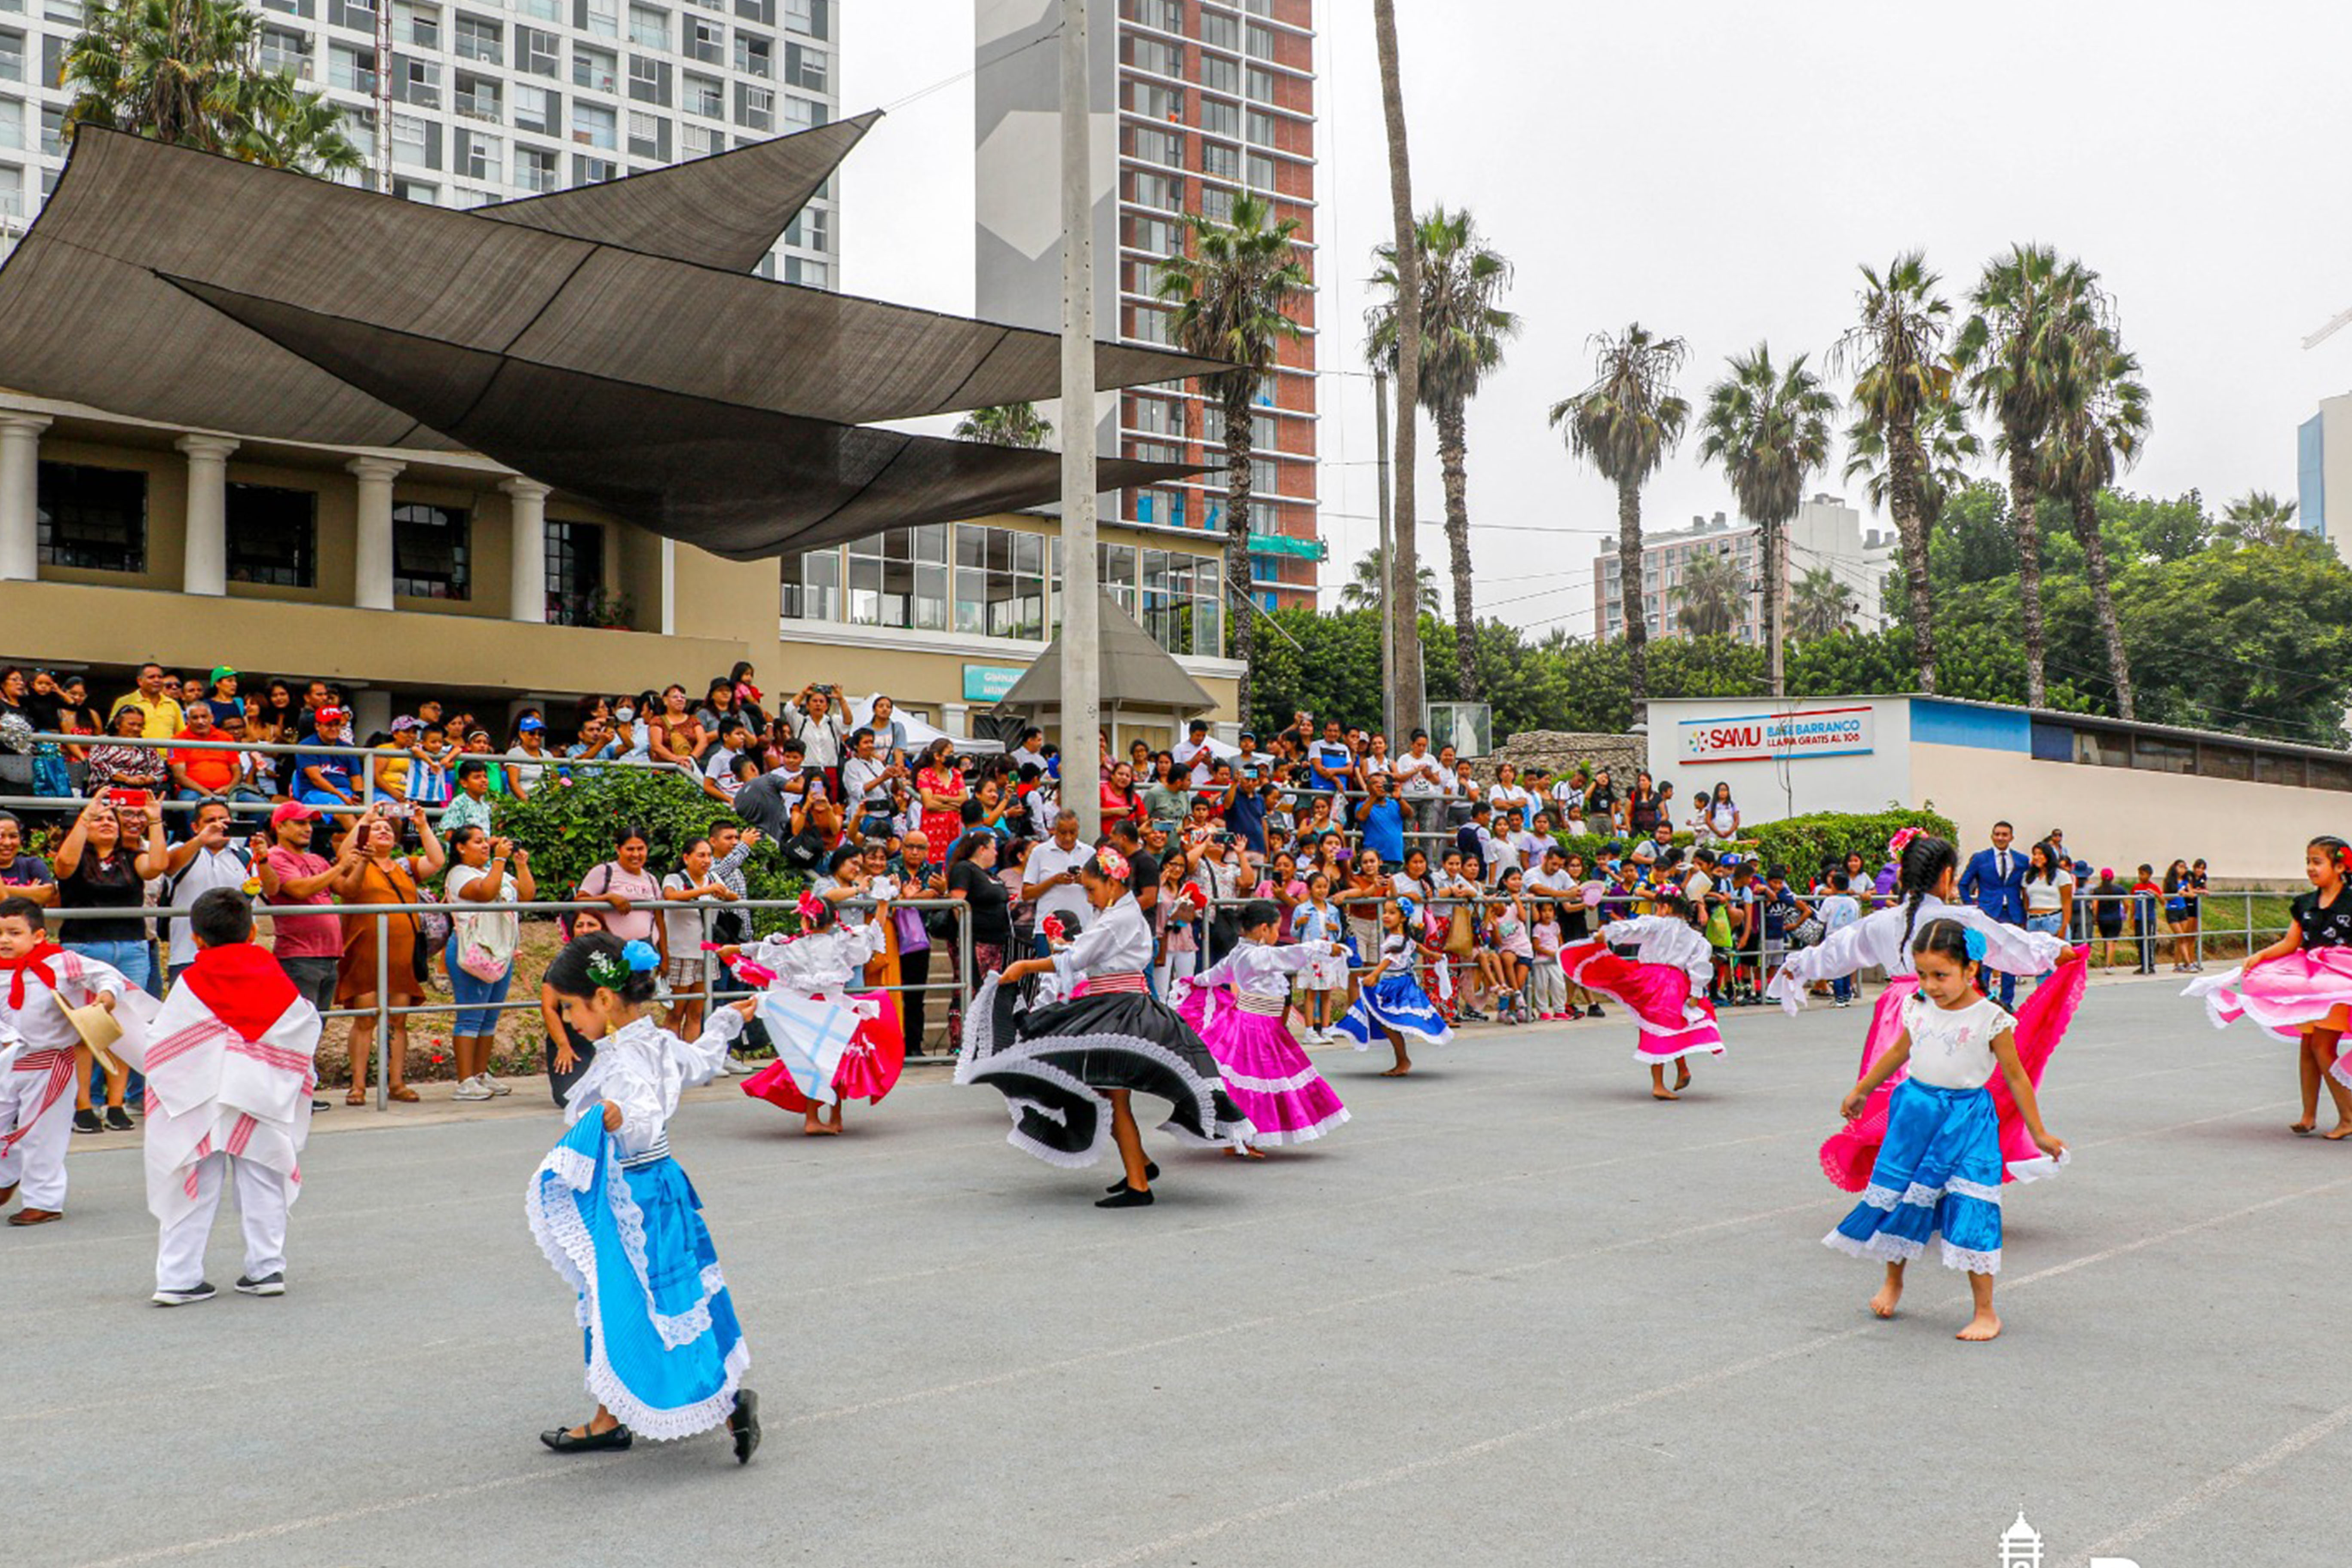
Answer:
(0, 668, 2231, 1111)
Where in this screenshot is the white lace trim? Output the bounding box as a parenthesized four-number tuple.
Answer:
(1218, 1062, 1332, 1094)
(1946, 1176, 2003, 1204)
(1822, 1228, 1923, 1264)
(1857, 1183, 1902, 1212)
(1240, 1105, 1351, 1147)
(1629, 1037, 1725, 1065)
(1939, 1240, 2001, 1275)
(1336, 987, 1455, 1050)
(2333, 1055, 2352, 1093)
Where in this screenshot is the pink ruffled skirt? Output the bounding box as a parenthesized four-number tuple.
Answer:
(1177, 986, 1350, 1147)
(741, 991, 906, 1114)
(1819, 947, 2087, 1192)
(1559, 940, 1724, 1064)
(2185, 950, 2352, 1088)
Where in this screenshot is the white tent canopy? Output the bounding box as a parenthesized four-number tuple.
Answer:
(849, 695, 1003, 755)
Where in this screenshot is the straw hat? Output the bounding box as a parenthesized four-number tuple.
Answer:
(53, 991, 122, 1055)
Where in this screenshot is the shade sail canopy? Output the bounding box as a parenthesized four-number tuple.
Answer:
(998, 592, 1219, 713)
(0, 129, 1225, 450)
(476, 111, 876, 269)
(173, 278, 1205, 560)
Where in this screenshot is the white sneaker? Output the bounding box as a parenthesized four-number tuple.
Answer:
(720, 1052, 751, 1076)
(452, 1075, 493, 1102)
(485, 1075, 512, 1097)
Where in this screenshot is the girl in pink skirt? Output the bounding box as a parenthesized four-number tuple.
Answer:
(1175, 900, 1349, 1152)
(1558, 908, 1724, 1100)
(2184, 834, 2352, 1139)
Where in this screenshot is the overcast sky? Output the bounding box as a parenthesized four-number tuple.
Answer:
(842, 0, 2352, 639)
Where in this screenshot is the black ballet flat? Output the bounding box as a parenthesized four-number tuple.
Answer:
(539, 1423, 633, 1454)
(729, 1389, 761, 1465)
(1105, 1161, 1160, 1193)
(1096, 1184, 1156, 1209)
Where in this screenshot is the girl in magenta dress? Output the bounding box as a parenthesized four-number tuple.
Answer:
(723, 893, 905, 1136)
(1557, 908, 1723, 1101)
(2184, 834, 2352, 1139)
(1175, 899, 1349, 1152)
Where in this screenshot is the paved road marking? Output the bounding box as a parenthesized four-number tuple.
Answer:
(2055, 1399, 2352, 1568)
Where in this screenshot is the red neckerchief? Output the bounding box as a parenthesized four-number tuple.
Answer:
(0, 940, 64, 1010)
(179, 941, 300, 1042)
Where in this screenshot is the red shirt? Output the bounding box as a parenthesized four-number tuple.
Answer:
(173, 729, 239, 793)
(266, 846, 342, 959)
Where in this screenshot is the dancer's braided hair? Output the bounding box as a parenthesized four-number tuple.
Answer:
(1898, 834, 1960, 947)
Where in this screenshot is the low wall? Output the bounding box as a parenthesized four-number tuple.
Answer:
(1491, 729, 1643, 784)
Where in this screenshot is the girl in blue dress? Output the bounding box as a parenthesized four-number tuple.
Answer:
(525, 932, 763, 1461)
(1335, 897, 1455, 1076)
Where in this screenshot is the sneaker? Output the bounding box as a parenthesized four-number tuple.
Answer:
(72, 1108, 103, 1135)
(106, 1106, 135, 1132)
(153, 1282, 217, 1307)
(485, 1075, 512, 1097)
(452, 1075, 494, 1102)
(719, 1053, 751, 1076)
(235, 1271, 286, 1297)
(1587, 1005, 1606, 1019)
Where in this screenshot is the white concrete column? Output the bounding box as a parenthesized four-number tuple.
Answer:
(346, 456, 404, 611)
(659, 536, 677, 634)
(0, 413, 52, 582)
(499, 477, 551, 624)
(175, 435, 240, 596)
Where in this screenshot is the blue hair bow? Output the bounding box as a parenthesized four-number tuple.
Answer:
(1397, 896, 1421, 925)
(1962, 926, 1988, 962)
(621, 938, 662, 973)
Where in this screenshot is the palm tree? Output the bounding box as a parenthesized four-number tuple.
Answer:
(1339, 548, 1438, 614)
(2043, 326, 2150, 717)
(64, 0, 360, 175)
(1675, 549, 1745, 639)
(1550, 326, 1690, 723)
(1832, 252, 1968, 693)
(1370, 0, 1426, 732)
(1696, 343, 1836, 696)
(1156, 190, 1308, 711)
(953, 402, 1054, 449)
(1958, 244, 2104, 708)
(1790, 567, 1859, 640)
(2220, 490, 2301, 546)
(1366, 208, 1518, 700)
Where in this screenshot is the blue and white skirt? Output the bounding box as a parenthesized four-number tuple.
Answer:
(527, 1115, 750, 1439)
(1824, 1078, 2004, 1275)
(1335, 971, 1455, 1051)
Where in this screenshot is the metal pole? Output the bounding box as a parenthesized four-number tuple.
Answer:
(373, 908, 389, 1112)
(1060, 0, 1102, 843)
(1374, 367, 1396, 741)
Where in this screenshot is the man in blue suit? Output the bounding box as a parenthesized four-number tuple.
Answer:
(1957, 821, 2026, 1006)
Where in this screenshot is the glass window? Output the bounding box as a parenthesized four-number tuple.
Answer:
(516, 24, 557, 74)
(1130, 35, 1179, 77)
(1099, 542, 1137, 612)
(1199, 139, 1238, 179)
(954, 524, 1047, 640)
(685, 70, 722, 116)
(459, 128, 499, 178)
(397, 57, 440, 108)
(0, 164, 20, 220)
(519, 0, 557, 16)
(1129, 305, 1172, 345)
(1129, 395, 1180, 436)
(1197, 184, 1233, 223)
(389, 111, 429, 165)
(454, 12, 501, 61)
(1199, 51, 1238, 94)
(1127, 81, 1180, 122)
(545, 521, 606, 625)
(780, 547, 839, 621)
(733, 31, 769, 76)
(782, 0, 822, 37)
(628, 2, 667, 47)
(782, 254, 829, 288)
(1246, 107, 1278, 144)
(573, 44, 617, 93)
(688, 17, 723, 62)
(259, 27, 309, 75)
(0, 24, 18, 76)
(626, 108, 664, 157)
(513, 82, 554, 131)
(784, 40, 825, 90)
(736, 82, 772, 130)
(392, 502, 471, 599)
(1246, 64, 1277, 102)
(1198, 95, 1238, 138)
(1128, 124, 1179, 167)
(328, 43, 375, 92)
(573, 100, 616, 148)
(36, 463, 147, 574)
(783, 206, 829, 251)
(1246, 150, 1276, 189)
(224, 484, 316, 588)
(395, 1, 438, 45)
(455, 72, 499, 119)
(1246, 21, 1276, 56)
(575, 153, 619, 183)
(840, 529, 949, 631)
(0, 98, 20, 151)
(513, 144, 557, 191)
(583, 0, 619, 35)
(1197, 7, 1237, 48)
(681, 120, 718, 157)
(1124, 0, 1179, 29)
(1130, 169, 1180, 211)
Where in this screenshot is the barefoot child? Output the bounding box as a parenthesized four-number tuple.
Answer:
(1826, 918, 2067, 1341)
(2184, 834, 2352, 1139)
(525, 934, 762, 1461)
(0, 895, 143, 1226)
(1176, 900, 1348, 1151)
(726, 892, 903, 1136)
(1559, 911, 1724, 1101)
(1292, 872, 1348, 1043)
(1334, 897, 1455, 1077)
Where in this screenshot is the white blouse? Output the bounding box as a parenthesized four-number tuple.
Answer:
(1900, 992, 2011, 1091)
(1050, 894, 1154, 989)
(1600, 915, 1713, 992)
(1192, 939, 1338, 1001)
(562, 1011, 744, 1158)
(1766, 894, 2065, 1013)
(740, 920, 888, 996)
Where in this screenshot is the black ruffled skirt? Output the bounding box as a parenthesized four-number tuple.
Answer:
(956, 975, 1257, 1167)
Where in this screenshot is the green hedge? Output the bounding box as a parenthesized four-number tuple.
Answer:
(1547, 805, 1957, 876)
(491, 768, 805, 936)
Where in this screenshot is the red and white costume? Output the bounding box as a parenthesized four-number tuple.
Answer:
(0, 943, 142, 1216)
(114, 943, 321, 1292)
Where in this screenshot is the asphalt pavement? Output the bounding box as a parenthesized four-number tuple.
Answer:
(10, 973, 2347, 1568)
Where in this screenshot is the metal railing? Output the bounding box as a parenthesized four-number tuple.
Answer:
(34, 892, 977, 1112)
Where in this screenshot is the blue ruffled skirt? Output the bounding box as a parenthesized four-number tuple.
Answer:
(1825, 1078, 2005, 1275)
(1335, 971, 1455, 1051)
(527, 1115, 750, 1439)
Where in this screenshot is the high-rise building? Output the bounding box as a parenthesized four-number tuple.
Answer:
(974, 0, 1320, 612)
(2298, 395, 2352, 561)
(0, 0, 840, 287)
(1591, 494, 1894, 645)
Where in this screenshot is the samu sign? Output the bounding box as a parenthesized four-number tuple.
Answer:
(1678, 705, 1875, 765)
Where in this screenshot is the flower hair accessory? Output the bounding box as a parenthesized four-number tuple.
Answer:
(1962, 926, 1988, 963)
(1095, 845, 1130, 883)
(1040, 914, 1067, 943)
(586, 948, 631, 989)
(795, 890, 825, 922)
(622, 938, 661, 973)
(1396, 896, 1421, 926)
(1888, 826, 1923, 859)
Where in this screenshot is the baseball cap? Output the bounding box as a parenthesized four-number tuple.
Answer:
(518, 715, 545, 732)
(209, 665, 236, 684)
(269, 801, 319, 827)
(315, 706, 345, 727)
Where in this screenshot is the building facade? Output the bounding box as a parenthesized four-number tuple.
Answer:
(972, 0, 1320, 611)
(1592, 494, 1893, 645)
(0, 0, 839, 286)
(2297, 394, 2350, 560)
(0, 392, 1243, 743)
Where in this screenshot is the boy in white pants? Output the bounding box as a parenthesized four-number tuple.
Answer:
(0, 896, 139, 1227)
(128, 889, 322, 1305)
